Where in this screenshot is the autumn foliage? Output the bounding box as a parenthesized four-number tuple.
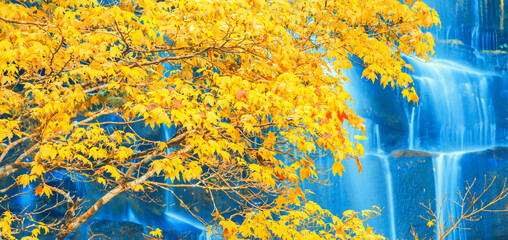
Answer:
(0, 0, 438, 239)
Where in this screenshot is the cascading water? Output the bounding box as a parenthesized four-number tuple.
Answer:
(407, 107, 416, 150)
(160, 124, 208, 240)
(379, 156, 396, 240)
(408, 59, 499, 152)
(472, 0, 481, 50)
(58, 1, 506, 239)
(375, 125, 397, 240)
(432, 153, 466, 240)
(162, 124, 177, 211)
(317, 1, 508, 239)
(406, 52, 506, 239)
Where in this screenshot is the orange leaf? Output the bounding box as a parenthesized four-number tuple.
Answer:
(156, 65, 164, 75)
(314, 87, 322, 96)
(276, 172, 285, 180)
(147, 103, 161, 111)
(235, 90, 248, 100)
(355, 156, 363, 173)
(326, 111, 332, 119)
(322, 132, 331, 140)
(172, 99, 182, 109)
(338, 111, 348, 122)
(278, 63, 288, 72)
(35, 185, 43, 196)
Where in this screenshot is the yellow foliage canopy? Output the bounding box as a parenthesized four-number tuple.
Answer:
(0, 0, 438, 239)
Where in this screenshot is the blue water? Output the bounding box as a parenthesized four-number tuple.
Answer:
(9, 1, 506, 239)
(303, 1, 508, 239)
(70, 0, 508, 239)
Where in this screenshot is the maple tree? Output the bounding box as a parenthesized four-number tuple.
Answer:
(0, 0, 439, 239)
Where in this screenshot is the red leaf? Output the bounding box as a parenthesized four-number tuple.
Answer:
(256, 152, 265, 166)
(355, 156, 363, 173)
(326, 111, 332, 119)
(314, 87, 322, 96)
(278, 63, 288, 72)
(338, 111, 349, 122)
(35, 185, 43, 196)
(235, 90, 248, 100)
(323, 132, 331, 140)
(146, 103, 161, 111)
(319, 118, 329, 125)
(276, 172, 285, 180)
(172, 99, 182, 109)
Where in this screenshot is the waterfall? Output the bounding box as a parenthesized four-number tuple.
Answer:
(333, 46, 507, 239)
(380, 156, 396, 240)
(472, 0, 481, 50)
(432, 153, 466, 240)
(408, 107, 416, 150)
(375, 124, 382, 153)
(408, 58, 499, 152)
(149, 1, 508, 239)
(161, 125, 208, 240)
(162, 124, 176, 208)
(373, 124, 397, 240)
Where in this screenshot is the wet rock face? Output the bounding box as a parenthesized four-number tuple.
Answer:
(305, 148, 507, 240)
(345, 74, 410, 153)
(388, 150, 435, 240)
(460, 147, 508, 240)
(13, 1, 508, 239)
(425, 0, 508, 51)
(385, 148, 508, 240)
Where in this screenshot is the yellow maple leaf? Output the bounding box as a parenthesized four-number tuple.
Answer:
(427, 220, 435, 227)
(149, 228, 163, 238)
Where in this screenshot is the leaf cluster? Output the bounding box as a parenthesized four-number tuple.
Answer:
(0, 0, 439, 239)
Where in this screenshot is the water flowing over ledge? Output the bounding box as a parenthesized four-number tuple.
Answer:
(310, 1, 508, 236)
(23, 1, 504, 239)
